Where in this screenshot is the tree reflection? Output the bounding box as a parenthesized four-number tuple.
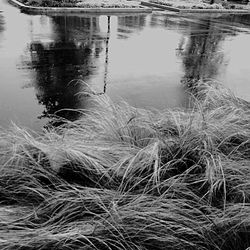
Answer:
(27, 16, 105, 126)
(177, 17, 227, 87)
(0, 13, 4, 34)
(216, 13, 250, 29)
(30, 41, 92, 120)
(117, 15, 146, 38)
(149, 12, 188, 29)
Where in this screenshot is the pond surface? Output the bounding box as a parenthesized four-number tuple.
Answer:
(1, 0, 250, 130)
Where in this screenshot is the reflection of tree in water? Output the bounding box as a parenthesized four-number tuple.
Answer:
(30, 41, 92, 121)
(28, 16, 106, 126)
(177, 18, 226, 87)
(216, 14, 250, 29)
(0, 13, 5, 34)
(149, 12, 188, 29)
(117, 15, 146, 38)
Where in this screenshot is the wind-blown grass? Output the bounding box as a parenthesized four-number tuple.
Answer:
(0, 81, 250, 249)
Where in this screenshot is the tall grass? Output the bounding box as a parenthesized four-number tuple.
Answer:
(0, 81, 250, 249)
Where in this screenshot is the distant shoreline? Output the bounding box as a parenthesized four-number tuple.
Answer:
(8, 0, 152, 14)
(142, 0, 250, 13)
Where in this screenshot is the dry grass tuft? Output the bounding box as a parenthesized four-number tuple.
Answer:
(0, 82, 250, 249)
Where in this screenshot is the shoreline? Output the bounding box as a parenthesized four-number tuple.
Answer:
(8, 0, 250, 15)
(141, 1, 250, 13)
(8, 0, 152, 14)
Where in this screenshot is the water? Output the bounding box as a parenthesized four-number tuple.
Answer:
(1, 0, 250, 130)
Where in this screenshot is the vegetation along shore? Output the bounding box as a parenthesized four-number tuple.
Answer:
(0, 81, 250, 249)
(16, 0, 143, 8)
(147, 0, 250, 10)
(15, 0, 250, 9)
(10, 0, 250, 13)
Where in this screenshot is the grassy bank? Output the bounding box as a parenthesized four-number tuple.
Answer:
(0, 82, 250, 249)
(18, 0, 142, 8)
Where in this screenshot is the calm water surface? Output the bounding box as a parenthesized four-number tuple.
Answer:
(1, 0, 250, 130)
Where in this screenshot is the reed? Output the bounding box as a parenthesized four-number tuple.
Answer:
(0, 81, 250, 250)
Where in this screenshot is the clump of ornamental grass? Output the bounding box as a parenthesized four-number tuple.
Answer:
(0, 81, 250, 249)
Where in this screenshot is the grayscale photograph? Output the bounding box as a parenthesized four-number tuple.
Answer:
(0, 0, 250, 249)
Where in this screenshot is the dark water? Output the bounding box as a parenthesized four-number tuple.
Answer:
(1, 0, 250, 130)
